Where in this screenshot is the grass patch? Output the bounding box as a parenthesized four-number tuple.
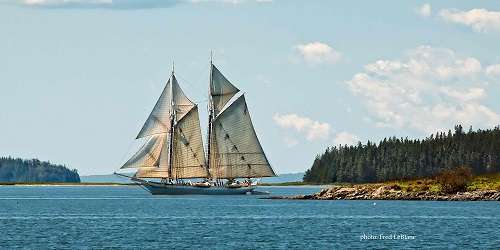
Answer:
(322, 171, 500, 194)
(467, 173, 500, 191)
(380, 172, 499, 193)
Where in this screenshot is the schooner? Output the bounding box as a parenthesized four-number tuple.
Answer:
(115, 61, 276, 195)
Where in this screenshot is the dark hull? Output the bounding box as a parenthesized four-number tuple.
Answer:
(141, 181, 255, 195)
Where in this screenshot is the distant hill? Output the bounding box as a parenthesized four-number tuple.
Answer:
(261, 172, 304, 183)
(80, 173, 133, 183)
(81, 172, 305, 184)
(304, 125, 500, 184)
(0, 157, 80, 183)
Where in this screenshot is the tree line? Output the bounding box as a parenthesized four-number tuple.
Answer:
(303, 125, 500, 184)
(0, 157, 80, 183)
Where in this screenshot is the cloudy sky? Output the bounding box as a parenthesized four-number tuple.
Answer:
(1, 0, 500, 175)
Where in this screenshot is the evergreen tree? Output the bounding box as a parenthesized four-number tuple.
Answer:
(303, 125, 500, 184)
(0, 157, 80, 183)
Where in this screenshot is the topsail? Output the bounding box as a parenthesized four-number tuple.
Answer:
(210, 65, 240, 116)
(136, 76, 195, 139)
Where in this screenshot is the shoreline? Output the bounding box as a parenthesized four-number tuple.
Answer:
(265, 173, 500, 201)
(265, 184, 500, 201)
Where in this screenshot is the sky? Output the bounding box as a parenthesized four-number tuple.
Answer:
(1, 0, 500, 175)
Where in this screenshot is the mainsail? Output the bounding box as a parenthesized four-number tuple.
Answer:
(121, 73, 208, 179)
(172, 106, 207, 178)
(208, 65, 276, 179)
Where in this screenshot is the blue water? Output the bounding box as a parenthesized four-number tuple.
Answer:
(0, 186, 498, 249)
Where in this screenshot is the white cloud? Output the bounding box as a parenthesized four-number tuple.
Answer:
(273, 113, 331, 141)
(417, 3, 431, 18)
(294, 42, 341, 65)
(346, 46, 500, 135)
(439, 8, 500, 33)
(333, 132, 360, 146)
(486, 64, 500, 77)
(273, 113, 362, 148)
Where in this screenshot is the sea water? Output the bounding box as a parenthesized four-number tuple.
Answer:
(0, 186, 498, 249)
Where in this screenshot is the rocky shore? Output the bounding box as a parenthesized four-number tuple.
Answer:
(267, 184, 500, 201)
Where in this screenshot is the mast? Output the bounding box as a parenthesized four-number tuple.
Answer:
(206, 55, 214, 179)
(168, 67, 176, 180)
(167, 107, 175, 180)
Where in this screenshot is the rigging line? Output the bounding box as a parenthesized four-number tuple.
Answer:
(122, 136, 158, 167)
(170, 165, 208, 168)
(196, 99, 209, 104)
(217, 122, 254, 168)
(219, 152, 264, 155)
(212, 164, 269, 166)
(117, 139, 137, 168)
(146, 146, 159, 163)
(136, 182, 151, 192)
(175, 108, 205, 167)
(138, 131, 169, 138)
(152, 115, 168, 129)
(177, 128, 204, 167)
(176, 73, 208, 103)
(211, 93, 236, 97)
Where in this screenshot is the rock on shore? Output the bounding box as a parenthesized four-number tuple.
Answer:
(267, 185, 500, 201)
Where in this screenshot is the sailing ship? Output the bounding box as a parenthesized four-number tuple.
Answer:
(115, 61, 276, 195)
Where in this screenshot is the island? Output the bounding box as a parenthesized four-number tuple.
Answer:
(0, 157, 80, 183)
(269, 125, 500, 201)
(267, 171, 500, 201)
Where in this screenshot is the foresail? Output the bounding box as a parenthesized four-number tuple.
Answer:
(210, 64, 239, 116)
(135, 167, 170, 178)
(136, 80, 173, 139)
(211, 95, 276, 178)
(121, 134, 168, 169)
(123, 134, 171, 178)
(172, 106, 209, 178)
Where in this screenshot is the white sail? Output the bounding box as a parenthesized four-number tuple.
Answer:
(211, 94, 276, 178)
(136, 75, 195, 139)
(171, 75, 196, 122)
(136, 133, 171, 178)
(172, 106, 209, 178)
(136, 80, 172, 139)
(210, 64, 239, 116)
(121, 134, 167, 169)
(135, 167, 170, 178)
